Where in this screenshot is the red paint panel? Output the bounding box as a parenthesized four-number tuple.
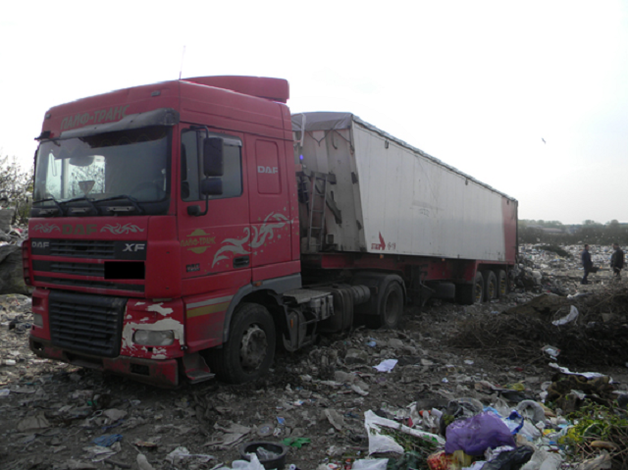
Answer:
(145, 217, 181, 299)
(181, 270, 251, 298)
(184, 290, 237, 352)
(247, 134, 294, 270)
(184, 76, 289, 103)
(252, 260, 301, 283)
(29, 288, 51, 341)
(256, 140, 281, 194)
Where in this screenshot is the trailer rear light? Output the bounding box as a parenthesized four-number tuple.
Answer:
(133, 330, 174, 346)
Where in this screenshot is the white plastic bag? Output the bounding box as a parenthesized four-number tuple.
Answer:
(352, 458, 389, 470)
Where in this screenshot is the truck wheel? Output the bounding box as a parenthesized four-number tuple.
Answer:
(369, 280, 404, 329)
(320, 286, 354, 333)
(496, 270, 508, 298)
(456, 271, 484, 305)
(208, 303, 276, 384)
(484, 271, 497, 301)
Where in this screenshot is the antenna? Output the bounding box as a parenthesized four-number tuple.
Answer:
(179, 46, 186, 80)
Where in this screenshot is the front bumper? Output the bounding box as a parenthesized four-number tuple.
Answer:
(29, 336, 179, 387)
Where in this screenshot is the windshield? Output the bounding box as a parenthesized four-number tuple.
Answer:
(33, 126, 170, 215)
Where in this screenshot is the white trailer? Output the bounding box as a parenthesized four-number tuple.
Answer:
(292, 112, 518, 305)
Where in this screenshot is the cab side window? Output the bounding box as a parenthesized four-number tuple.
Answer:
(181, 129, 243, 201)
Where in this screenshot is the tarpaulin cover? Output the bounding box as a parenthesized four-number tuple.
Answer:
(292, 112, 354, 132)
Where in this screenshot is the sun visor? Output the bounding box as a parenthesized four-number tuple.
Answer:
(60, 108, 180, 139)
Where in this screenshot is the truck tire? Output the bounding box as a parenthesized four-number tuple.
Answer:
(369, 280, 404, 329)
(434, 282, 456, 300)
(484, 271, 497, 301)
(319, 286, 354, 333)
(497, 269, 508, 298)
(208, 303, 276, 384)
(456, 271, 484, 305)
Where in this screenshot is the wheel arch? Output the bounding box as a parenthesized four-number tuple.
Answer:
(221, 275, 300, 343)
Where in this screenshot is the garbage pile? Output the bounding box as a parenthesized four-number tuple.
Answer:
(448, 283, 628, 369)
(0, 208, 29, 295)
(515, 244, 616, 295)
(355, 362, 626, 470)
(2, 244, 628, 470)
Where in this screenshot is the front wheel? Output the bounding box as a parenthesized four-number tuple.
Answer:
(207, 303, 276, 384)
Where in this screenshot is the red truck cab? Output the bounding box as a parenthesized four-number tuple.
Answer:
(27, 77, 303, 386)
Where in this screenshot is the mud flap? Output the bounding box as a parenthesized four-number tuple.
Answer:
(182, 352, 215, 384)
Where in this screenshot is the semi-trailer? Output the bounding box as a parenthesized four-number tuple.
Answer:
(25, 76, 517, 386)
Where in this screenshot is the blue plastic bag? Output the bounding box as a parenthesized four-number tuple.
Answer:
(444, 412, 515, 456)
(93, 433, 123, 447)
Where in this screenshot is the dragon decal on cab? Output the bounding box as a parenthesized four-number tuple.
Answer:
(212, 212, 288, 267)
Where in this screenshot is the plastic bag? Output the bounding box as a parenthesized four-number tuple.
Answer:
(482, 445, 534, 470)
(364, 410, 445, 455)
(351, 458, 388, 470)
(444, 412, 516, 456)
(216, 453, 265, 470)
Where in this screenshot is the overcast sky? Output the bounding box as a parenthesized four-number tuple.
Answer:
(1, 0, 626, 225)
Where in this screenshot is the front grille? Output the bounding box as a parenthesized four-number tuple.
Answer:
(49, 291, 126, 357)
(49, 240, 116, 258)
(33, 260, 105, 277)
(35, 276, 144, 293)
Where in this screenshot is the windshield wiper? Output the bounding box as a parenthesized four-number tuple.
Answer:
(97, 195, 144, 214)
(60, 196, 100, 216)
(32, 197, 65, 216)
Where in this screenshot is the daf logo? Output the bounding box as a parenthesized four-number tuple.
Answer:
(257, 166, 278, 174)
(32, 241, 49, 249)
(123, 243, 146, 252)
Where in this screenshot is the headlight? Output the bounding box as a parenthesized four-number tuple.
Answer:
(133, 330, 174, 346)
(33, 314, 43, 328)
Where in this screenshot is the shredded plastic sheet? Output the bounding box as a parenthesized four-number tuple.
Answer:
(215, 453, 264, 470)
(351, 458, 389, 469)
(165, 446, 214, 465)
(364, 410, 445, 455)
(552, 305, 579, 325)
(373, 359, 398, 372)
(548, 363, 610, 380)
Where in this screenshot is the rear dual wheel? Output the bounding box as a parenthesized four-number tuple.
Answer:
(366, 280, 404, 329)
(456, 271, 484, 305)
(484, 271, 497, 301)
(497, 269, 508, 297)
(457, 269, 508, 305)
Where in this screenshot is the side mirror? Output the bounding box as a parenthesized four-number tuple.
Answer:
(203, 137, 224, 177)
(187, 178, 223, 217)
(200, 178, 223, 196)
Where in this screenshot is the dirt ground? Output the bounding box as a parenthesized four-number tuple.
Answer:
(1, 247, 627, 470)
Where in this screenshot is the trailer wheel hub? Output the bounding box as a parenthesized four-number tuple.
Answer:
(240, 324, 267, 370)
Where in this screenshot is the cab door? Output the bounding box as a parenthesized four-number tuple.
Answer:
(178, 127, 251, 292)
(247, 136, 296, 281)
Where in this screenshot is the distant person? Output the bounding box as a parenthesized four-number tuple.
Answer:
(581, 244, 594, 284)
(610, 243, 624, 279)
